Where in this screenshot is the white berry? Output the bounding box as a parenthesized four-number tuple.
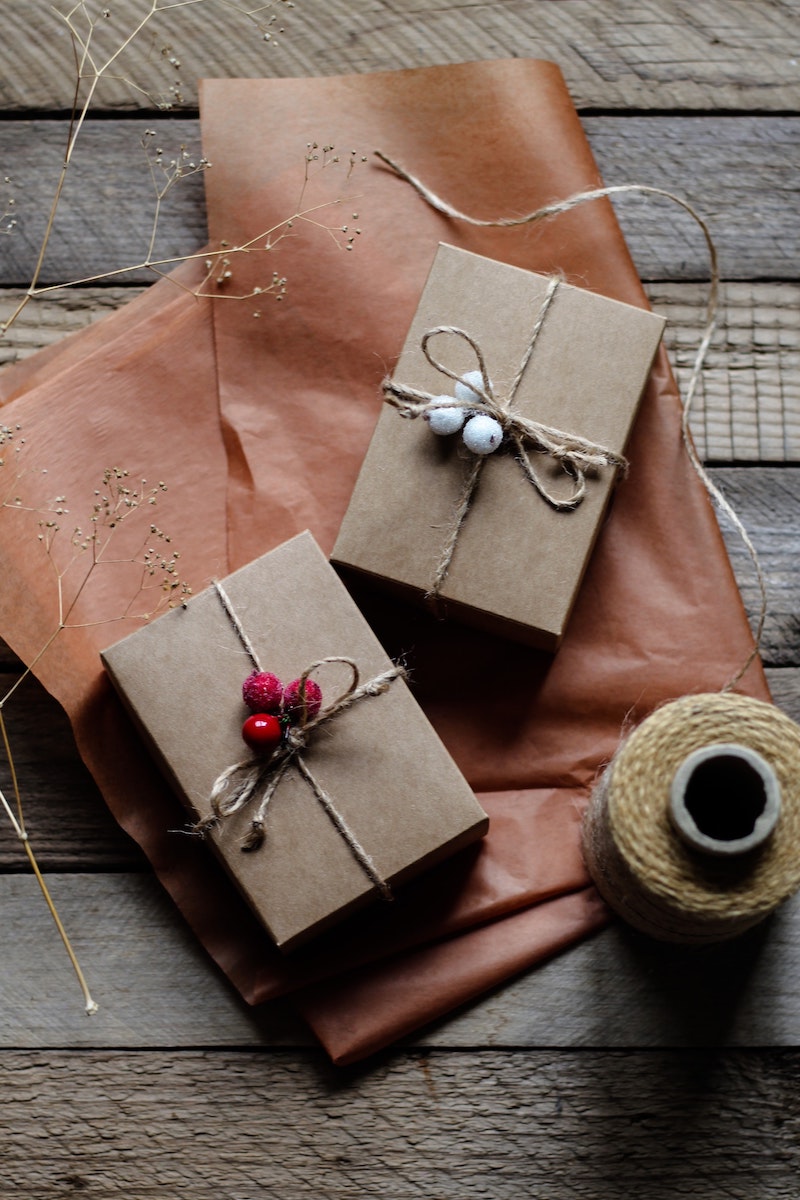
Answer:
(462, 414, 503, 455)
(455, 369, 489, 406)
(425, 402, 467, 436)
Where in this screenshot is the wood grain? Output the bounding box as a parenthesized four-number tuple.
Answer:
(714, 468, 800, 669)
(0, 669, 143, 869)
(415, 892, 800, 1049)
(0, 0, 798, 1185)
(2, 0, 798, 112)
(4, 870, 800, 1052)
(0, 873, 308, 1048)
(0, 117, 798, 285)
(1, 1048, 799, 1199)
(649, 283, 800, 463)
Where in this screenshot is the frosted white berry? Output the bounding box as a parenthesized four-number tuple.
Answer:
(425, 401, 467, 436)
(462, 413, 503, 455)
(455, 369, 489, 406)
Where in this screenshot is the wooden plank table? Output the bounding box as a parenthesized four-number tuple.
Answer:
(1, 2, 799, 1194)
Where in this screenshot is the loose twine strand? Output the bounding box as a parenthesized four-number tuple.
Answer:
(383, 279, 627, 600)
(196, 580, 405, 899)
(374, 150, 767, 688)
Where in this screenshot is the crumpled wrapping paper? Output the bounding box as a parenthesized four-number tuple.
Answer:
(0, 59, 769, 1063)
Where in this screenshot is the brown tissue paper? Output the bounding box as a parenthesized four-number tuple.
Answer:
(334, 244, 665, 648)
(0, 60, 770, 1063)
(102, 532, 488, 950)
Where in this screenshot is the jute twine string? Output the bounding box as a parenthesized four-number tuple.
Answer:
(196, 580, 404, 899)
(373, 150, 766, 689)
(383, 280, 627, 600)
(581, 694, 800, 943)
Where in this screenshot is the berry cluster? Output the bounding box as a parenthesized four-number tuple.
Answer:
(423, 370, 503, 456)
(241, 670, 323, 753)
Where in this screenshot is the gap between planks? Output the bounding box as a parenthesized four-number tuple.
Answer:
(0, 117, 797, 284)
(2, 281, 798, 462)
(0, 1048, 799, 1200)
(1, 0, 797, 111)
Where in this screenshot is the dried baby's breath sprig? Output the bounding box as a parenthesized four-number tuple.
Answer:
(58, 1, 296, 112)
(183, 144, 366, 312)
(46, 467, 193, 628)
(140, 130, 212, 263)
(0, 423, 25, 506)
(298, 144, 366, 251)
(0, 444, 192, 1014)
(2, 128, 363, 329)
(1, 177, 16, 236)
(0, 0, 305, 337)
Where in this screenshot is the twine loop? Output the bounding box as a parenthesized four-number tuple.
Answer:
(197, 582, 405, 900)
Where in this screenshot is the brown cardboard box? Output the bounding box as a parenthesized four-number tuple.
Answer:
(102, 531, 488, 950)
(332, 244, 665, 649)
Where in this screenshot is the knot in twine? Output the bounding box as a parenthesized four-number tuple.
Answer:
(582, 694, 800, 944)
(196, 582, 406, 901)
(382, 277, 626, 602)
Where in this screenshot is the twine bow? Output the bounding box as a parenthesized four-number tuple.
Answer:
(382, 276, 627, 600)
(195, 582, 405, 901)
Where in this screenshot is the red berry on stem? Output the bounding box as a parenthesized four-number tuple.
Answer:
(283, 677, 323, 721)
(242, 671, 284, 713)
(242, 712, 283, 752)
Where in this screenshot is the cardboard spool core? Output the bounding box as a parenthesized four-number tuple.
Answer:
(669, 743, 782, 858)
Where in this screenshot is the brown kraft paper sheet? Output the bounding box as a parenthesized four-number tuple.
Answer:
(0, 60, 769, 1063)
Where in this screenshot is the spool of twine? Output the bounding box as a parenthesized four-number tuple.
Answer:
(582, 694, 800, 943)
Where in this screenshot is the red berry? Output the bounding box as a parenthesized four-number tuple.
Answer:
(242, 671, 284, 713)
(242, 712, 283, 752)
(283, 677, 323, 721)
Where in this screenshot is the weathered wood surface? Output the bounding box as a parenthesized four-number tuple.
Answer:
(3, 870, 800, 1050)
(713, 468, 800, 667)
(2, 0, 798, 113)
(649, 283, 800, 463)
(0, 873, 309, 1048)
(0, 288, 141, 363)
(1, 116, 798, 284)
(1, 1, 799, 1189)
(4, 282, 798, 463)
(0, 670, 143, 869)
(1, 1048, 799, 1200)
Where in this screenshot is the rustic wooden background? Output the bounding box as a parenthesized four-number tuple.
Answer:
(1, 2, 799, 1196)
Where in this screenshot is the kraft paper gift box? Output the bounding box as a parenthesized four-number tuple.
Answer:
(333, 244, 666, 650)
(102, 531, 488, 951)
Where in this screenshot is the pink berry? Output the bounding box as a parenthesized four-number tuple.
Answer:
(242, 712, 283, 752)
(242, 671, 284, 713)
(283, 677, 323, 721)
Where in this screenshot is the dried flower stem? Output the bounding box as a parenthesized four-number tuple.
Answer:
(0, 710, 98, 1015)
(0, 454, 191, 1016)
(1, 0, 304, 335)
